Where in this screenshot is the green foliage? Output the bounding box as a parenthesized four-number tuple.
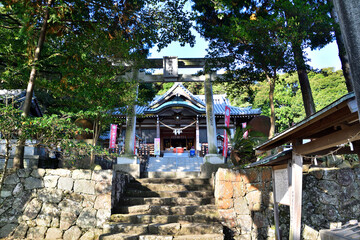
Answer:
(0, 103, 85, 148)
(1, 0, 196, 157)
(0, 103, 24, 141)
(226, 126, 265, 166)
(252, 68, 347, 132)
(0, 103, 120, 168)
(155, 82, 175, 95)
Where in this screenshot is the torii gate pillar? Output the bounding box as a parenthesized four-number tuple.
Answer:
(117, 72, 139, 166)
(204, 73, 223, 163)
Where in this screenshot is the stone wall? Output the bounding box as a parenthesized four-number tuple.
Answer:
(300, 166, 360, 239)
(214, 167, 275, 239)
(0, 169, 130, 239)
(214, 166, 360, 239)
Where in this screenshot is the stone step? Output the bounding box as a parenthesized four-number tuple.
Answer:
(117, 204, 218, 215)
(145, 171, 201, 179)
(99, 234, 224, 240)
(104, 223, 148, 235)
(124, 189, 213, 198)
(110, 213, 220, 224)
(148, 223, 223, 235)
(99, 233, 138, 240)
(104, 222, 223, 236)
(120, 197, 214, 206)
(140, 236, 223, 240)
(133, 178, 210, 185)
(127, 182, 212, 192)
(172, 234, 224, 240)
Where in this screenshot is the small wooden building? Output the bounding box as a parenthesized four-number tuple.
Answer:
(250, 92, 360, 240)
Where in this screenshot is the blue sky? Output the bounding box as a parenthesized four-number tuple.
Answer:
(149, 31, 342, 72)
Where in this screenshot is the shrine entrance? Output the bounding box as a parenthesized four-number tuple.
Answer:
(163, 138, 195, 149)
(115, 56, 261, 170)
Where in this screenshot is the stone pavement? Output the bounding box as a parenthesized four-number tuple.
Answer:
(147, 154, 204, 172)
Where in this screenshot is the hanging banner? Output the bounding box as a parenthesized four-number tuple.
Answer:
(109, 124, 117, 149)
(242, 122, 249, 139)
(154, 138, 160, 156)
(196, 119, 200, 151)
(223, 106, 231, 157)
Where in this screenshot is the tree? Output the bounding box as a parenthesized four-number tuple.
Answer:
(193, 0, 335, 121)
(329, 1, 352, 92)
(1, 0, 195, 167)
(252, 68, 348, 132)
(0, 102, 23, 192)
(193, 0, 292, 137)
(0, 101, 87, 192)
(275, 0, 334, 116)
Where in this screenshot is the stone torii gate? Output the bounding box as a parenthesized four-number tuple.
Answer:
(118, 56, 224, 165)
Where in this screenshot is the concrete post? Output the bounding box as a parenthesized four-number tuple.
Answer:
(333, 0, 360, 119)
(204, 73, 217, 154)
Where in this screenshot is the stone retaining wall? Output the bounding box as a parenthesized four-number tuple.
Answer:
(214, 166, 360, 239)
(0, 169, 131, 239)
(300, 166, 360, 239)
(215, 167, 275, 239)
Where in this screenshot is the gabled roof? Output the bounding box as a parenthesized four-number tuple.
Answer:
(148, 82, 205, 109)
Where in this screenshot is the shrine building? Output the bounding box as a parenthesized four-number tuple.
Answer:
(113, 82, 261, 154)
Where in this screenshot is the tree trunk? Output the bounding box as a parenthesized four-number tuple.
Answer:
(267, 74, 276, 138)
(333, 0, 360, 121)
(90, 118, 101, 166)
(292, 43, 316, 116)
(330, 3, 353, 92)
(0, 139, 11, 194)
(13, 0, 53, 168)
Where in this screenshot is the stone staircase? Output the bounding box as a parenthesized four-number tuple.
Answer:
(102, 177, 224, 239)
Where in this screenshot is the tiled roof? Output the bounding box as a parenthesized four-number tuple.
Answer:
(148, 82, 205, 108)
(113, 83, 261, 117)
(0, 89, 43, 117)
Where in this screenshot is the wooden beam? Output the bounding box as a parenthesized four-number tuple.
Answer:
(256, 96, 355, 152)
(294, 124, 360, 155)
(272, 168, 282, 240)
(309, 146, 355, 156)
(295, 107, 357, 139)
(273, 164, 289, 170)
(289, 153, 303, 240)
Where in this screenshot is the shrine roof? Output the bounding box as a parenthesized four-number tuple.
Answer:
(112, 83, 261, 117)
(0, 89, 43, 117)
(148, 82, 205, 108)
